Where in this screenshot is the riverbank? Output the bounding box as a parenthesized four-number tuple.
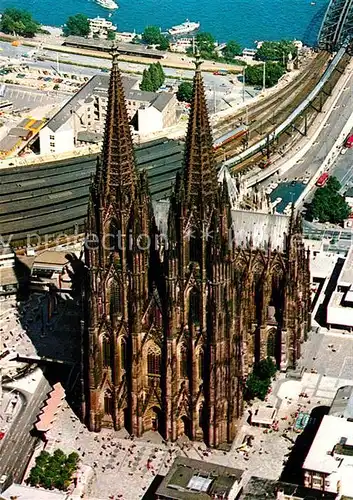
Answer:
(0, 32, 245, 73)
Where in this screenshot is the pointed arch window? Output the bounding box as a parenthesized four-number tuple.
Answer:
(189, 228, 201, 263)
(180, 345, 188, 378)
(110, 279, 123, 316)
(109, 220, 121, 253)
(189, 289, 200, 324)
(198, 349, 204, 380)
(102, 335, 111, 367)
(120, 337, 127, 371)
(104, 390, 113, 415)
(147, 346, 161, 376)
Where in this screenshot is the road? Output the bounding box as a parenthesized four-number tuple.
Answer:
(279, 76, 353, 182)
(0, 40, 257, 113)
(265, 71, 353, 212)
(0, 374, 51, 482)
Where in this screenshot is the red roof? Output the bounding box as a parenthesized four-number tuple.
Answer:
(35, 383, 65, 433)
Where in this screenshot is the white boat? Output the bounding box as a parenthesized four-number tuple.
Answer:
(168, 20, 200, 36)
(95, 0, 118, 10)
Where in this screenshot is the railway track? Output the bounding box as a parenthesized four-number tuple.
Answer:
(213, 52, 331, 161)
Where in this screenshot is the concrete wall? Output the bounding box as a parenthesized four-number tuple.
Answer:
(138, 107, 163, 135)
(39, 120, 75, 155)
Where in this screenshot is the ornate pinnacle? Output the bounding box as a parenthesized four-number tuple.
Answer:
(110, 40, 119, 65)
(193, 49, 203, 72)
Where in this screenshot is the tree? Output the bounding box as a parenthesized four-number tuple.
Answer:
(245, 61, 285, 88)
(140, 68, 154, 91)
(0, 8, 41, 38)
(142, 25, 162, 45)
(196, 32, 216, 55)
(27, 449, 79, 492)
(223, 40, 242, 60)
(253, 358, 277, 380)
(256, 40, 297, 62)
(308, 176, 351, 223)
(177, 81, 193, 103)
(245, 357, 277, 401)
(107, 30, 116, 41)
(63, 14, 90, 37)
(157, 35, 170, 51)
(140, 63, 165, 92)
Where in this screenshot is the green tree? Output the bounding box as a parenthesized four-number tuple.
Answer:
(246, 373, 270, 401)
(63, 14, 90, 37)
(27, 449, 79, 491)
(0, 8, 41, 38)
(196, 32, 216, 56)
(142, 25, 162, 45)
(107, 30, 116, 41)
(157, 35, 170, 51)
(149, 63, 161, 88)
(223, 40, 242, 60)
(155, 62, 165, 86)
(253, 358, 277, 380)
(245, 61, 285, 88)
(256, 40, 297, 62)
(308, 176, 351, 223)
(177, 81, 193, 103)
(140, 68, 154, 91)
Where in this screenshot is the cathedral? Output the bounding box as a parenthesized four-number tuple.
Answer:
(82, 48, 311, 448)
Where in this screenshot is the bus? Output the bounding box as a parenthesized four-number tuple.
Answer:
(345, 133, 353, 148)
(316, 172, 329, 187)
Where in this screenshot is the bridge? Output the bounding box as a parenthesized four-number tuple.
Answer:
(318, 0, 353, 50)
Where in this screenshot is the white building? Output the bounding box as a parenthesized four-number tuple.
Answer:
(0, 242, 17, 297)
(170, 38, 193, 53)
(39, 75, 177, 154)
(88, 17, 117, 40)
(303, 386, 353, 496)
(327, 246, 353, 330)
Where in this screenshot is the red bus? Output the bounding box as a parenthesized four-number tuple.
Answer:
(316, 172, 329, 187)
(345, 134, 353, 148)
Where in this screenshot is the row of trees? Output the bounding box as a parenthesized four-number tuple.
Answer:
(28, 449, 79, 491)
(245, 357, 277, 400)
(140, 62, 165, 92)
(307, 176, 351, 224)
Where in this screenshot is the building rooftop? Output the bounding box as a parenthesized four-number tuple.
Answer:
(230, 210, 290, 252)
(32, 250, 70, 268)
(156, 456, 244, 499)
(45, 74, 172, 133)
(0, 135, 20, 153)
(251, 406, 277, 426)
(303, 414, 353, 496)
(63, 35, 165, 58)
(338, 246, 353, 287)
(238, 476, 337, 499)
(329, 386, 353, 419)
(3, 484, 67, 500)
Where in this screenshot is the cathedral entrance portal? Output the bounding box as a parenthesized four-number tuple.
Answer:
(181, 415, 192, 440)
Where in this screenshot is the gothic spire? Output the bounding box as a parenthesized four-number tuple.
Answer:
(182, 51, 219, 209)
(99, 43, 137, 202)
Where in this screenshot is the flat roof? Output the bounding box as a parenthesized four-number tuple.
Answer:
(3, 484, 67, 500)
(339, 246, 353, 286)
(303, 415, 353, 474)
(63, 35, 165, 58)
(0, 266, 18, 287)
(156, 456, 243, 499)
(251, 406, 277, 425)
(0, 135, 21, 153)
(329, 386, 353, 419)
(33, 250, 69, 267)
(239, 477, 337, 499)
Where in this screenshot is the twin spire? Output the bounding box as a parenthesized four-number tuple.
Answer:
(100, 43, 136, 202)
(98, 45, 219, 209)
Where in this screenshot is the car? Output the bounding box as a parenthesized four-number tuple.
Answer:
(341, 148, 347, 155)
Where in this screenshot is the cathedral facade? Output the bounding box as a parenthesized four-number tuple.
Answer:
(82, 50, 311, 448)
